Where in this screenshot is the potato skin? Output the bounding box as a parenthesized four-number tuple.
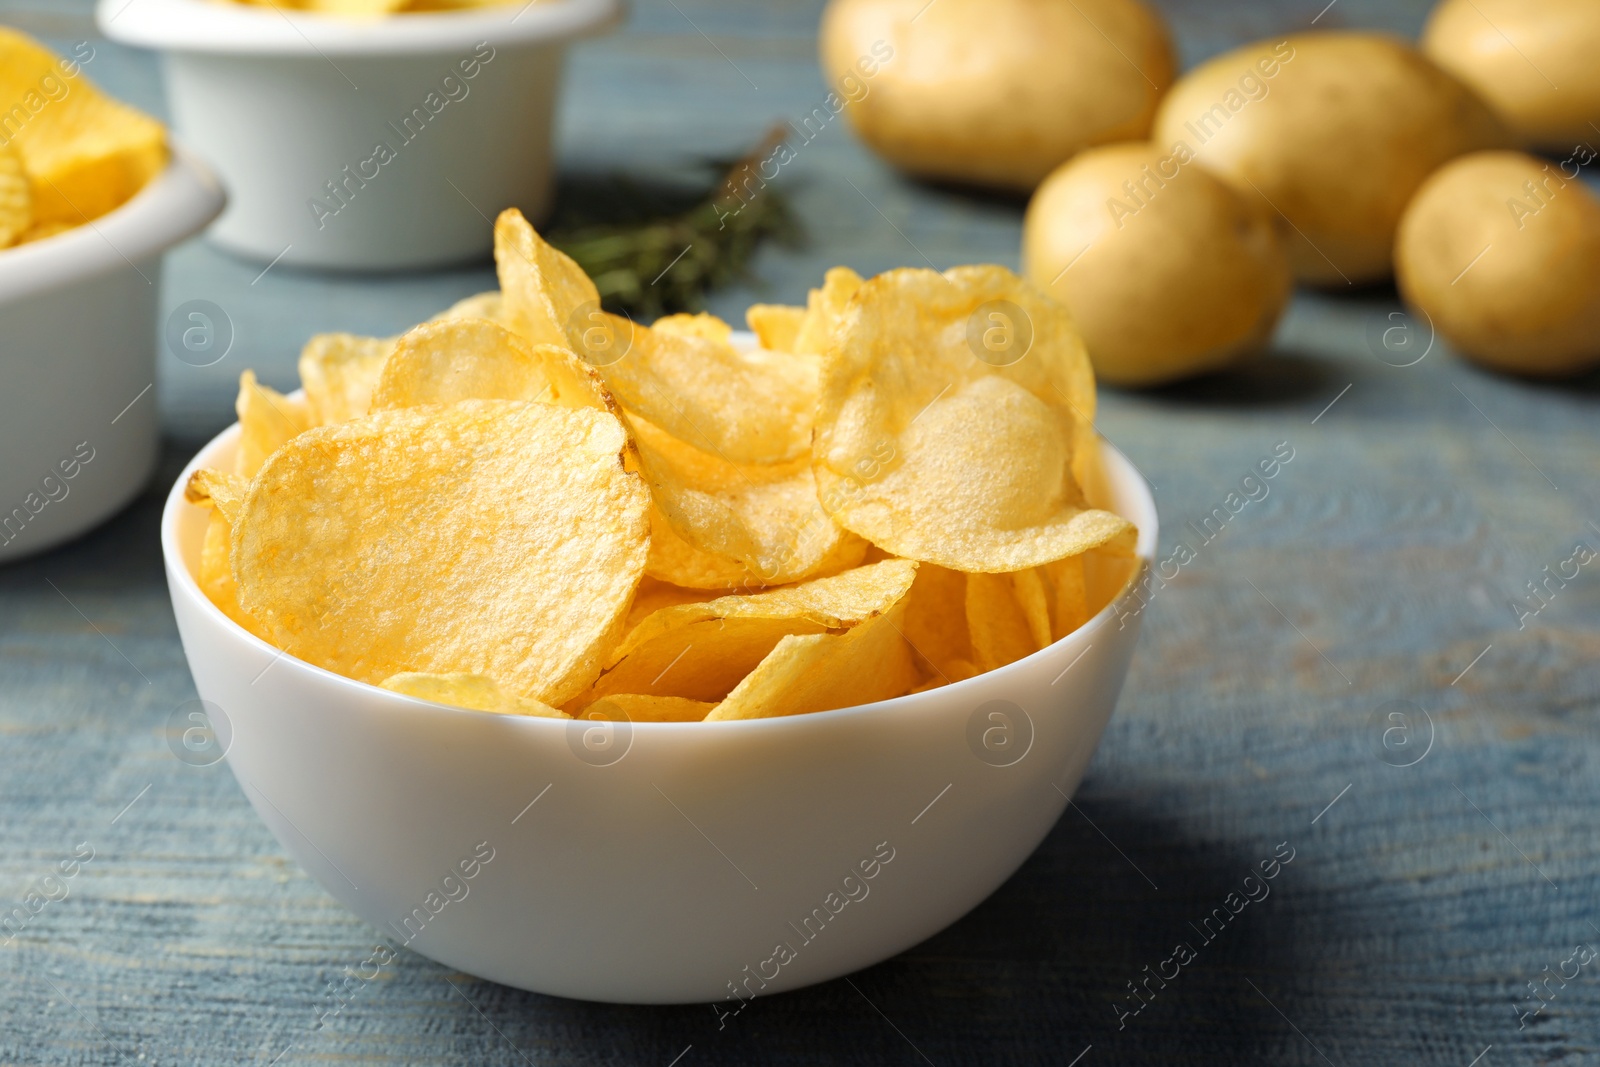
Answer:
(1424, 0, 1600, 154)
(820, 0, 1175, 191)
(1396, 150, 1600, 377)
(1022, 142, 1292, 387)
(1152, 32, 1506, 286)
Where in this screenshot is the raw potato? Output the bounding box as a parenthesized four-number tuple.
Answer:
(1152, 32, 1506, 285)
(820, 0, 1175, 191)
(1423, 0, 1600, 154)
(1023, 142, 1291, 386)
(1395, 150, 1600, 377)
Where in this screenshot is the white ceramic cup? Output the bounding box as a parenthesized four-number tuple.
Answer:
(0, 149, 223, 563)
(161, 419, 1157, 1004)
(98, 0, 621, 271)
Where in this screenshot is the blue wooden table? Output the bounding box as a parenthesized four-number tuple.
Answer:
(3, 0, 1598, 1063)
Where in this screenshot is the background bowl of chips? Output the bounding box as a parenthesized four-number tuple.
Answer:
(0, 147, 223, 561)
(162, 407, 1158, 1003)
(97, 0, 620, 270)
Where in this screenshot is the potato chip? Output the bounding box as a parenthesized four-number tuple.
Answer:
(0, 143, 32, 248)
(653, 312, 734, 344)
(430, 290, 506, 325)
(579, 312, 821, 466)
(645, 506, 760, 589)
(381, 672, 566, 717)
(233, 401, 650, 705)
(16, 220, 70, 245)
(1043, 555, 1089, 642)
(235, 371, 310, 477)
(298, 332, 392, 426)
(198, 510, 270, 641)
(583, 559, 916, 704)
(630, 413, 865, 585)
(898, 559, 970, 681)
(705, 589, 917, 721)
(494, 208, 599, 350)
(578, 694, 714, 723)
(1011, 567, 1053, 650)
(966, 571, 1044, 673)
(0, 29, 167, 227)
(746, 304, 804, 352)
(623, 576, 711, 632)
(812, 265, 1133, 572)
(792, 267, 863, 355)
(184, 467, 248, 524)
(369, 318, 612, 414)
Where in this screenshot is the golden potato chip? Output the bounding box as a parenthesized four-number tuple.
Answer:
(578, 694, 714, 723)
(1043, 555, 1089, 642)
(430, 290, 506, 325)
(812, 265, 1134, 572)
(184, 467, 248, 524)
(494, 208, 598, 350)
(369, 318, 611, 414)
(645, 506, 761, 590)
(900, 559, 970, 681)
(235, 371, 310, 478)
(623, 576, 711, 632)
(966, 571, 1046, 673)
(0, 143, 32, 248)
(198, 510, 269, 640)
(653, 312, 734, 344)
(705, 589, 917, 721)
(16, 220, 70, 245)
(630, 414, 865, 585)
(746, 304, 804, 352)
(578, 313, 821, 466)
(298, 332, 392, 426)
(0, 29, 167, 227)
(1012, 567, 1053, 650)
(584, 559, 916, 704)
(381, 672, 566, 717)
(233, 401, 650, 706)
(792, 267, 863, 355)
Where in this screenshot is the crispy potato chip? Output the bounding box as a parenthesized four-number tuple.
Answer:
(746, 304, 804, 353)
(1043, 555, 1089, 642)
(813, 265, 1134, 572)
(0, 29, 167, 227)
(198, 510, 269, 640)
(235, 371, 310, 477)
(900, 560, 970, 681)
(494, 208, 598, 350)
(184, 467, 248, 524)
(653, 312, 733, 344)
(381, 672, 566, 717)
(233, 401, 650, 705)
(0, 143, 32, 248)
(430, 290, 506, 325)
(630, 414, 865, 585)
(577, 313, 821, 466)
(369, 318, 612, 414)
(298, 332, 392, 426)
(578, 694, 713, 724)
(792, 267, 863, 355)
(1012, 568, 1053, 650)
(966, 571, 1045, 673)
(645, 506, 761, 590)
(705, 589, 917, 721)
(624, 576, 711, 632)
(584, 559, 916, 703)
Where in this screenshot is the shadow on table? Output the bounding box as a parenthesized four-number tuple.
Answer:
(1119, 347, 1345, 410)
(455, 794, 1353, 1066)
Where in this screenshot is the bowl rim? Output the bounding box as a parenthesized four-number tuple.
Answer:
(0, 145, 225, 305)
(97, 0, 622, 56)
(162, 413, 1159, 732)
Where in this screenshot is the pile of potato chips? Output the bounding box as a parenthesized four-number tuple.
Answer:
(187, 209, 1138, 722)
(0, 29, 167, 251)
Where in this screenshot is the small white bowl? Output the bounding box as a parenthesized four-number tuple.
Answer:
(161, 415, 1157, 1004)
(0, 148, 223, 563)
(98, 0, 621, 270)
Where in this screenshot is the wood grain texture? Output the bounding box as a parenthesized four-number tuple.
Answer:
(2, 0, 1598, 1063)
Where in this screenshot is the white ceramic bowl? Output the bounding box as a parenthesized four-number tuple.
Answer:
(0, 149, 223, 563)
(161, 418, 1157, 1004)
(99, 0, 621, 270)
